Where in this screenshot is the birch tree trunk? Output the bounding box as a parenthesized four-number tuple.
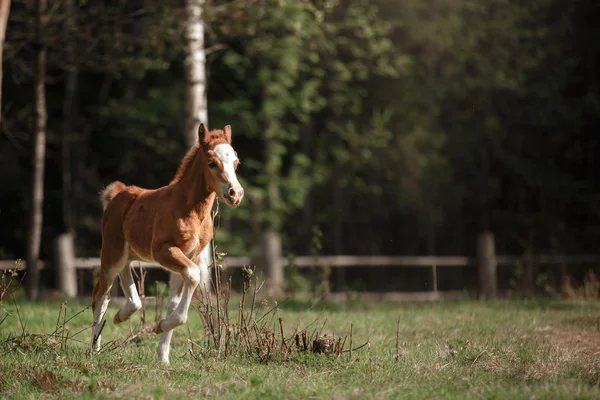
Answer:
(264, 137, 283, 297)
(184, 0, 211, 290)
(0, 0, 11, 123)
(62, 0, 76, 235)
(184, 0, 207, 147)
(55, 0, 78, 297)
(62, 71, 76, 234)
(25, 0, 47, 300)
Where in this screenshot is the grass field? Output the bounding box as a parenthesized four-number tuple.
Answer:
(1, 294, 599, 399)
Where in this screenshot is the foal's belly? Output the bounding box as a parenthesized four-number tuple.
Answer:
(126, 243, 154, 263)
(124, 235, 210, 266)
(180, 235, 211, 262)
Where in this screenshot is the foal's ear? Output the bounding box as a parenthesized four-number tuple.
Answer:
(223, 125, 232, 143)
(198, 123, 207, 144)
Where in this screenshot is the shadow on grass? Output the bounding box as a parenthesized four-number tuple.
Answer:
(484, 298, 600, 312)
(558, 315, 600, 331)
(275, 297, 479, 313)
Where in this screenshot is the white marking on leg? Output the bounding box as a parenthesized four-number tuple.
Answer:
(157, 273, 183, 364)
(92, 293, 110, 352)
(157, 265, 200, 333)
(92, 243, 129, 351)
(199, 245, 212, 291)
(115, 265, 142, 323)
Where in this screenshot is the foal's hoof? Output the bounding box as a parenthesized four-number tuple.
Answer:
(154, 321, 164, 334)
(113, 312, 123, 324)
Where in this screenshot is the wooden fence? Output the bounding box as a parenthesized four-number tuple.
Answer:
(3, 246, 600, 300)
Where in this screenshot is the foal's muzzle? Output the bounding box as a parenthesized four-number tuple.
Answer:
(224, 185, 244, 207)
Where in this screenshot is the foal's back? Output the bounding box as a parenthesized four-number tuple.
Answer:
(102, 180, 211, 265)
(101, 182, 163, 264)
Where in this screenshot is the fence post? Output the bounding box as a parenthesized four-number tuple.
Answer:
(54, 233, 77, 297)
(523, 247, 535, 294)
(477, 231, 497, 299)
(261, 232, 284, 297)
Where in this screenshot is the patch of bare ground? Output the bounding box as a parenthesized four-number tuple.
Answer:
(475, 318, 600, 384)
(2, 364, 116, 395)
(28, 369, 61, 394)
(533, 319, 600, 384)
(4, 366, 62, 394)
(431, 317, 600, 386)
(538, 325, 600, 357)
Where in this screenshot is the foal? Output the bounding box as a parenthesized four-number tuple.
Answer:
(91, 123, 244, 364)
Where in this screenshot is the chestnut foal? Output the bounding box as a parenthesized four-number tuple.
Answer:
(91, 123, 243, 364)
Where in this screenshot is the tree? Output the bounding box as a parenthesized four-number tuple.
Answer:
(184, 0, 213, 290)
(1, 0, 600, 298)
(211, 0, 326, 293)
(204, 0, 404, 292)
(184, 0, 208, 147)
(25, 0, 47, 300)
(0, 0, 10, 123)
(60, 0, 76, 235)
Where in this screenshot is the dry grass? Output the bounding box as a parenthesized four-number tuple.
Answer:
(2, 294, 600, 399)
(429, 311, 600, 387)
(534, 322, 600, 384)
(188, 259, 354, 363)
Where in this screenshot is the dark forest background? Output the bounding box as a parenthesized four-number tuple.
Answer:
(1, 0, 599, 295)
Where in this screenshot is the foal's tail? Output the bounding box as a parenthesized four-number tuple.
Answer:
(100, 181, 126, 211)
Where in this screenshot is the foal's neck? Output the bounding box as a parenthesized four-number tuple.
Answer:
(175, 148, 216, 217)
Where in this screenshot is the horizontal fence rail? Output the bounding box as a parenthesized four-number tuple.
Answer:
(3, 254, 600, 271)
(3, 252, 600, 301)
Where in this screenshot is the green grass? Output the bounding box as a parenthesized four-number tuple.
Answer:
(1, 296, 600, 399)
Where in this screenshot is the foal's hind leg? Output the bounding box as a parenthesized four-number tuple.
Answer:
(91, 244, 128, 352)
(113, 264, 142, 324)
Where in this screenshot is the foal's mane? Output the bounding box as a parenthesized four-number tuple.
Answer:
(170, 129, 229, 184)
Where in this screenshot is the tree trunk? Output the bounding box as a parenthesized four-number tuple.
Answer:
(0, 0, 11, 123)
(477, 231, 497, 300)
(479, 141, 490, 232)
(61, 0, 76, 235)
(299, 122, 315, 252)
(331, 126, 345, 290)
(184, 0, 211, 290)
(54, 233, 76, 297)
(263, 137, 284, 296)
(25, 0, 47, 301)
(56, 0, 77, 297)
(184, 0, 207, 147)
(61, 68, 76, 234)
(332, 175, 345, 291)
(265, 139, 280, 225)
(426, 212, 436, 255)
(262, 232, 283, 298)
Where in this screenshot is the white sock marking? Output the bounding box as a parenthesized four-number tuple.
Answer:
(117, 265, 142, 322)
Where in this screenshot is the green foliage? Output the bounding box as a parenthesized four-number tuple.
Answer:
(211, 0, 405, 239)
(2, 0, 600, 265)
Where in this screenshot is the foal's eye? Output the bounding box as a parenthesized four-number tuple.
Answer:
(208, 160, 216, 168)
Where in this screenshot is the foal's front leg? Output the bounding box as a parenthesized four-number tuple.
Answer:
(156, 252, 211, 364)
(156, 272, 183, 364)
(153, 245, 201, 335)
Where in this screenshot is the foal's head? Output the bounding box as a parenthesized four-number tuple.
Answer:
(198, 123, 244, 207)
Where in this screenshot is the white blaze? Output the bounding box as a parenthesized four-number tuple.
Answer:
(213, 143, 241, 188)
